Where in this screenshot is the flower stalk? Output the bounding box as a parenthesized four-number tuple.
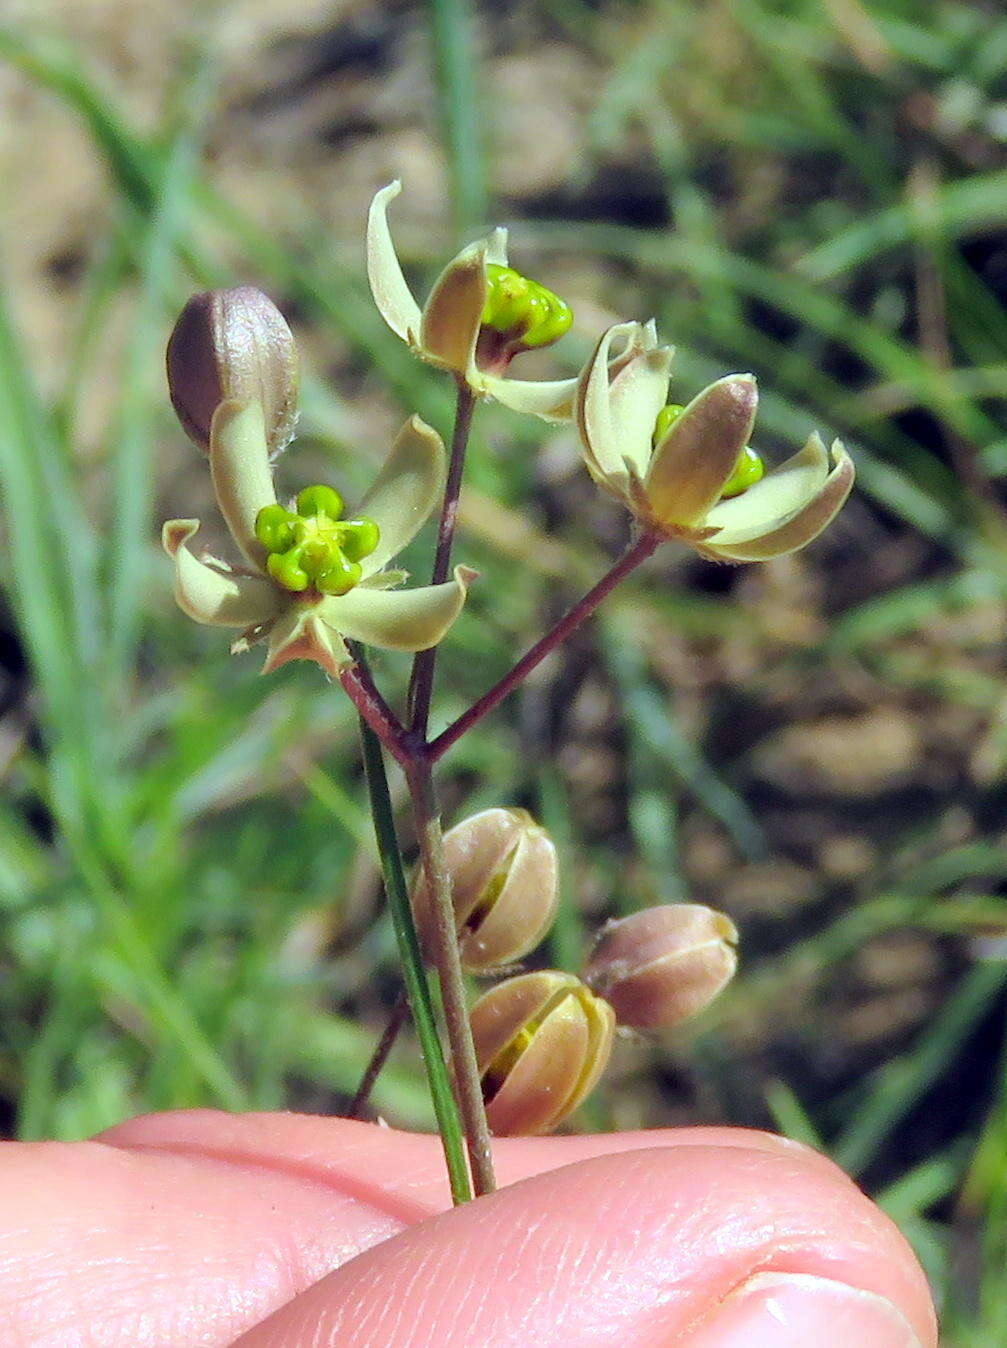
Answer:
(408, 381, 477, 737)
(405, 760, 497, 1196)
(428, 528, 662, 762)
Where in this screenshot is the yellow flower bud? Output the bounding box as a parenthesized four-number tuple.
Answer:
(583, 904, 738, 1031)
(470, 971, 615, 1135)
(412, 808, 558, 972)
(166, 286, 299, 456)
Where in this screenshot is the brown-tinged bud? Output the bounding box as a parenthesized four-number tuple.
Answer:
(583, 904, 738, 1031)
(470, 970, 615, 1135)
(166, 286, 299, 455)
(412, 808, 558, 972)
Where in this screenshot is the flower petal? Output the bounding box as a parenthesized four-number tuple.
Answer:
(575, 322, 647, 484)
(357, 415, 446, 575)
(607, 329, 674, 477)
(481, 372, 579, 421)
(704, 441, 854, 561)
(420, 241, 488, 378)
(644, 374, 758, 527)
(262, 603, 350, 678)
(366, 181, 423, 344)
(162, 520, 282, 627)
(208, 399, 278, 568)
(702, 431, 830, 545)
(321, 564, 475, 652)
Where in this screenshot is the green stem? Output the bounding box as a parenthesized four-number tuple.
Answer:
(357, 718, 473, 1204)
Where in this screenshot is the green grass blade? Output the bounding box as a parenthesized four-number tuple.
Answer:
(106, 46, 216, 682)
(426, 0, 487, 239)
(358, 718, 473, 1203)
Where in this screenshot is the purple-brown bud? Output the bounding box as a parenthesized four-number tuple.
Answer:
(470, 970, 615, 1135)
(583, 904, 738, 1031)
(166, 286, 299, 456)
(412, 808, 558, 972)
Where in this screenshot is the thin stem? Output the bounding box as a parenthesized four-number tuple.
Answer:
(406, 761, 496, 1196)
(428, 529, 662, 762)
(357, 719, 473, 1204)
(347, 991, 408, 1119)
(340, 661, 412, 768)
(408, 382, 477, 737)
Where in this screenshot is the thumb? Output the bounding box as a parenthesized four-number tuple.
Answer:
(233, 1140, 936, 1347)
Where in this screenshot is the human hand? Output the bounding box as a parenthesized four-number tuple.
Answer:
(1, 1110, 936, 1346)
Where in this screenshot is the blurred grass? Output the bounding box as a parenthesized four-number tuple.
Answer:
(0, 2, 1005, 1341)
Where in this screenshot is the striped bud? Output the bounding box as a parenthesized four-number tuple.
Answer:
(470, 971, 615, 1135)
(166, 286, 299, 456)
(584, 904, 738, 1031)
(412, 808, 558, 972)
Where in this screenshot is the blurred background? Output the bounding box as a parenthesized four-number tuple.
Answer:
(0, 1, 1005, 1339)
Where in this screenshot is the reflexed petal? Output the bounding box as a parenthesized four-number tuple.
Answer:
(701, 431, 830, 544)
(575, 323, 647, 483)
(262, 603, 350, 677)
(366, 181, 423, 343)
(322, 564, 475, 652)
(162, 520, 281, 627)
(420, 241, 488, 377)
(357, 415, 446, 575)
(607, 332, 673, 477)
(644, 374, 758, 527)
(704, 442, 854, 561)
(482, 372, 579, 421)
(209, 399, 278, 568)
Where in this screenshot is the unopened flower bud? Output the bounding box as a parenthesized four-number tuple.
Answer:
(470, 970, 615, 1135)
(166, 286, 299, 456)
(584, 904, 738, 1031)
(412, 808, 558, 971)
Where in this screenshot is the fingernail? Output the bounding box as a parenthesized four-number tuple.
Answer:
(685, 1272, 924, 1347)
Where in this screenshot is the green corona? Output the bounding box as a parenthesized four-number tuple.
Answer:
(481, 264, 573, 349)
(255, 485, 380, 596)
(653, 404, 765, 500)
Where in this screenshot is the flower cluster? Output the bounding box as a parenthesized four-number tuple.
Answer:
(164, 185, 854, 680)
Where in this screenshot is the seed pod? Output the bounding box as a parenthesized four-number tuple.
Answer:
(166, 286, 299, 456)
(412, 808, 558, 971)
(583, 904, 738, 1031)
(470, 970, 615, 1135)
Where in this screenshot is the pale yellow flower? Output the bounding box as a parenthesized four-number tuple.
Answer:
(576, 322, 855, 561)
(366, 181, 578, 420)
(163, 401, 472, 677)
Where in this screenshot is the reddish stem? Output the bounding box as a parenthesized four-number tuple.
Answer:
(340, 661, 412, 768)
(408, 382, 477, 737)
(427, 530, 662, 763)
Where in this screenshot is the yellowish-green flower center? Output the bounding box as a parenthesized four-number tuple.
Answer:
(481, 264, 573, 349)
(653, 403, 765, 499)
(255, 484, 380, 596)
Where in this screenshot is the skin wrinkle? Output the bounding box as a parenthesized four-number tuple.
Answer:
(99, 1134, 428, 1230)
(4, 1136, 404, 1348)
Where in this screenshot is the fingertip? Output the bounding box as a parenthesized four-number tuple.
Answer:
(232, 1141, 937, 1347)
